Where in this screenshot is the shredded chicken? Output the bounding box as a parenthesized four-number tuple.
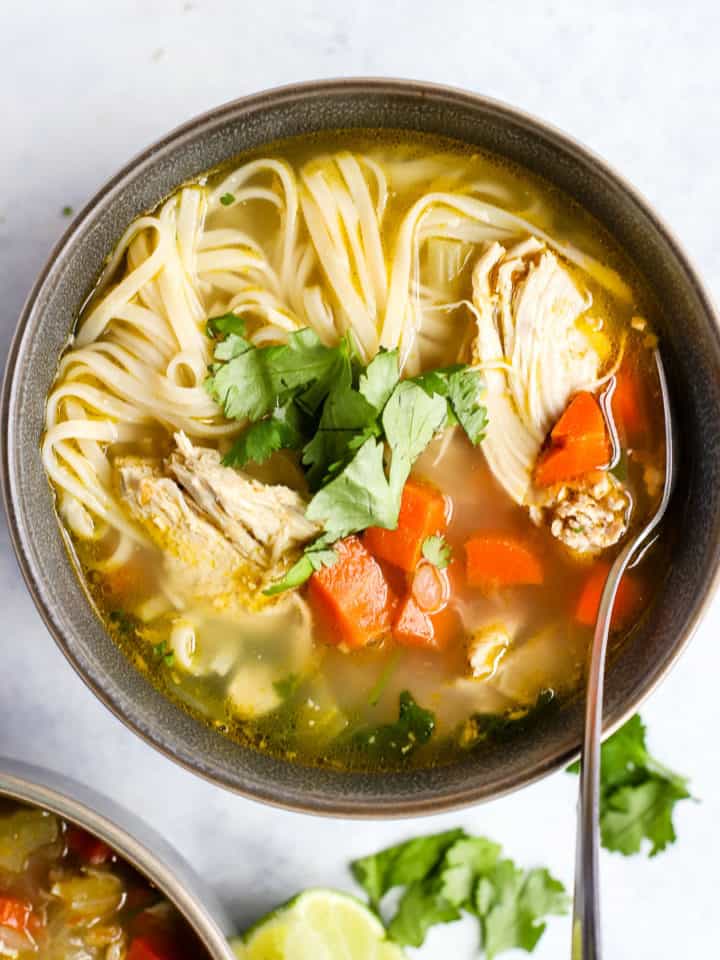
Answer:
(467, 623, 513, 679)
(539, 472, 630, 554)
(168, 432, 319, 566)
(115, 434, 319, 610)
(471, 237, 602, 506)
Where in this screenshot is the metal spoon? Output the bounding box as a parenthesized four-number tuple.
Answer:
(571, 349, 676, 959)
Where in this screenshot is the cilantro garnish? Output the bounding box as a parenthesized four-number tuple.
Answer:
(108, 610, 137, 639)
(219, 192, 236, 206)
(273, 673, 301, 701)
(567, 713, 693, 857)
(61, 205, 74, 218)
(351, 828, 568, 954)
(348, 690, 435, 762)
(205, 324, 487, 593)
(422, 534, 452, 568)
(152, 640, 175, 668)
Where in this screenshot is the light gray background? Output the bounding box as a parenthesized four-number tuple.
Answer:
(1, 1, 717, 956)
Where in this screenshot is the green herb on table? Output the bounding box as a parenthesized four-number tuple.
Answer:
(205, 324, 487, 595)
(567, 713, 693, 857)
(61, 205, 74, 217)
(351, 829, 568, 956)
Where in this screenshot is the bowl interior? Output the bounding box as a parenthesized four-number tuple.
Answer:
(4, 80, 720, 815)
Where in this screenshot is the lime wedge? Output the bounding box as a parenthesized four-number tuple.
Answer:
(231, 888, 407, 960)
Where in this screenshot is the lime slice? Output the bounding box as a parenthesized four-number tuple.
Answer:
(231, 888, 407, 960)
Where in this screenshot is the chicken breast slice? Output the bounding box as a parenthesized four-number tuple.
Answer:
(167, 432, 319, 568)
(471, 238, 601, 506)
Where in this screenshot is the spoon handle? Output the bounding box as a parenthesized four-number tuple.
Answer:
(571, 348, 675, 959)
(571, 568, 620, 959)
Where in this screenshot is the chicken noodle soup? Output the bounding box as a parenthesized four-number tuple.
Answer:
(0, 799, 207, 958)
(43, 131, 667, 771)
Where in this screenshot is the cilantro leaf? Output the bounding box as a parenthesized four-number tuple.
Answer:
(206, 311, 247, 338)
(223, 401, 305, 467)
(445, 368, 487, 445)
(383, 381, 448, 495)
(302, 367, 378, 489)
(422, 534, 452, 569)
(306, 437, 397, 543)
(219, 192, 236, 206)
(349, 691, 435, 764)
(479, 860, 568, 959)
(413, 366, 486, 445)
(601, 778, 691, 857)
(567, 714, 692, 857)
(351, 829, 466, 908)
(388, 881, 460, 947)
(358, 348, 400, 412)
(351, 828, 567, 956)
(438, 837, 501, 908)
(263, 547, 337, 596)
(207, 329, 344, 422)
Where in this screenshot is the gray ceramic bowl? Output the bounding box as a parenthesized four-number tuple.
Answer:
(0, 757, 236, 958)
(2, 79, 719, 816)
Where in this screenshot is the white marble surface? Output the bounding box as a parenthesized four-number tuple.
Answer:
(1, 1, 718, 955)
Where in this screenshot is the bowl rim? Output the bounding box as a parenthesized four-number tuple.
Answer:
(0, 757, 236, 957)
(3, 77, 720, 817)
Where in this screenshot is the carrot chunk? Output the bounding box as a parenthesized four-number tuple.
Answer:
(0, 897, 33, 934)
(465, 535, 544, 588)
(575, 562, 644, 629)
(364, 479, 447, 572)
(392, 561, 460, 651)
(550, 391, 607, 444)
(535, 392, 611, 486)
(612, 361, 650, 441)
(307, 536, 395, 650)
(127, 935, 174, 960)
(535, 435, 611, 487)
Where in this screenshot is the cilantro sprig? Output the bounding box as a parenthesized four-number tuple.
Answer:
(568, 713, 693, 857)
(422, 533, 452, 568)
(205, 317, 487, 593)
(351, 829, 568, 956)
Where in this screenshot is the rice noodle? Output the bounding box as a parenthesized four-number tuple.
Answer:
(45, 147, 633, 559)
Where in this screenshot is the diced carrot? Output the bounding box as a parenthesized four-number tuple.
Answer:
(66, 825, 113, 865)
(465, 535, 543, 588)
(127, 935, 175, 960)
(575, 562, 645, 629)
(0, 897, 32, 935)
(307, 536, 395, 650)
(612, 361, 650, 441)
(364, 479, 447, 572)
(551, 391, 608, 444)
(393, 598, 460, 651)
(535, 435, 611, 487)
(535, 392, 611, 487)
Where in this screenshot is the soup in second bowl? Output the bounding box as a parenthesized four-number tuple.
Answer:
(0, 798, 207, 959)
(42, 131, 667, 771)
